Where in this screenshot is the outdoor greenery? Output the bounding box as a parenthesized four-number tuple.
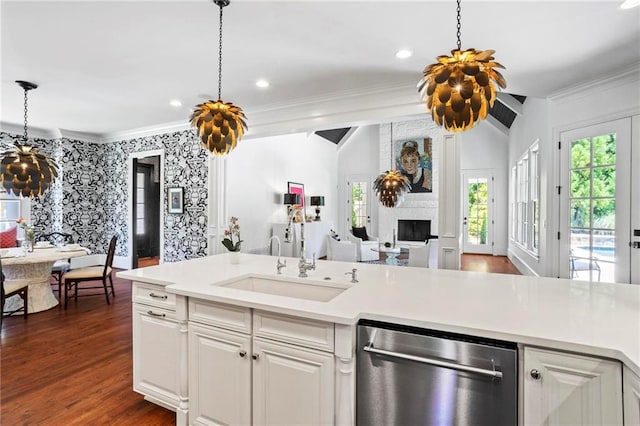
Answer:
(467, 181, 488, 244)
(570, 134, 616, 231)
(351, 183, 366, 227)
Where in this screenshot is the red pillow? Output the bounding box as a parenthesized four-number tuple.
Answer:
(0, 227, 17, 248)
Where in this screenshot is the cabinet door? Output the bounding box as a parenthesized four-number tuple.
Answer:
(132, 304, 186, 408)
(189, 323, 252, 426)
(524, 347, 622, 425)
(253, 337, 334, 426)
(624, 366, 640, 426)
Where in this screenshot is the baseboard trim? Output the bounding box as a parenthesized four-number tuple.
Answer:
(508, 250, 539, 277)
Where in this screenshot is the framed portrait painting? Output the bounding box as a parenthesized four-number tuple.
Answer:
(394, 137, 433, 193)
(168, 187, 184, 214)
(287, 181, 306, 221)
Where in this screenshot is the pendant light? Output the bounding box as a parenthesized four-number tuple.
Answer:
(373, 123, 410, 208)
(190, 0, 247, 156)
(417, 0, 506, 132)
(0, 80, 58, 197)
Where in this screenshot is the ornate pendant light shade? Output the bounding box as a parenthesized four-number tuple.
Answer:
(190, 0, 247, 156)
(374, 123, 411, 208)
(190, 100, 246, 155)
(374, 169, 411, 208)
(0, 81, 58, 197)
(417, 0, 506, 132)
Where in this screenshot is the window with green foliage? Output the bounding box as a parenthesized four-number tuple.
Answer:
(511, 142, 539, 254)
(351, 181, 368, 228)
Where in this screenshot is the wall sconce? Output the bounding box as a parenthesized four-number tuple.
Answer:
(310, 196, 325, 221)
(283, 192, 301, 242)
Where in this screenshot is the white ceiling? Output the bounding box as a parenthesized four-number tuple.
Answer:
(1, 0, 639, 140)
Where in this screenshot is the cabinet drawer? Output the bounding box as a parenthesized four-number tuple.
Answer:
(133, 282, 177, 310)
(189, 299, 252, 334)
(254, 311, 334, 352)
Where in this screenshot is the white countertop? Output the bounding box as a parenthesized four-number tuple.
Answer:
(118, 253, 640, 376)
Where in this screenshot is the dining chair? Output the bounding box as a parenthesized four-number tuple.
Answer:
(408, 241, 432, 268)
(63, 236, 117, 309)
(38, 232, 75, 297)
(1, 256, 29, 328)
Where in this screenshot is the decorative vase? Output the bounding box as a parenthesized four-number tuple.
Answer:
(229, 251, 240, 264)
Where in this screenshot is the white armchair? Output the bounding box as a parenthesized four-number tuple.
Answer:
(408, 241, 432, 268)
(326, 236, 357, 263)
(345, 228, 379, 262)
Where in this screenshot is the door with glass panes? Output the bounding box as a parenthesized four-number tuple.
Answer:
(462, 171, 494, 254)
(345, 175, 376, 236)
(559, 117, 639, 284)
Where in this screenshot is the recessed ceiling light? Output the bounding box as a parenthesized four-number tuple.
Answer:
(620, 0, 640, 8)
(395, 49, 413, 59)
(256, 79, 270, 88)
(169, 99, 182, 107)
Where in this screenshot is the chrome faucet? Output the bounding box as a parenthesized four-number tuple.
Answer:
(268, 235, 286, 274)
(298, 223, 316, 277)
(345, 268, 358, 283)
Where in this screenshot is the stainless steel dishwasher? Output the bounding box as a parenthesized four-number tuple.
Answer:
(357, 320, 517, 425)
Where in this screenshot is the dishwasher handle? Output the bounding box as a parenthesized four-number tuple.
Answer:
(363, 344, 503, 380)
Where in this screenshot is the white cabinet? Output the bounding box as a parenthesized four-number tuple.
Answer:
(132, 282, 188, 425)
(188, 299, 336, 425)
(188, 322, 252, 425)
(523, 347, 623, 425)
(624, 366, 640, 425)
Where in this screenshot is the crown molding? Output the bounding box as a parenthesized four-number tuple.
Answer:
(548, 62, 640, 101)
(0, 121, 61, 140)
(98, 120, 191, 143)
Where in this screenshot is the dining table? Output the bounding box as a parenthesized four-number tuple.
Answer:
(2, 245, 91, 313)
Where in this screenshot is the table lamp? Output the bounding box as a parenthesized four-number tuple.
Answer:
(283, 193, 301, 242)
(310, 196, 325, 221)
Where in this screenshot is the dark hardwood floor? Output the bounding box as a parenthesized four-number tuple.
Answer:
(1, 271, 174, 425)
(1, 255, 518, 425)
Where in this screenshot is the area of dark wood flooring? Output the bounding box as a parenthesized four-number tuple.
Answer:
(1, 255, 518, 425)
(0, 271, 175, 425)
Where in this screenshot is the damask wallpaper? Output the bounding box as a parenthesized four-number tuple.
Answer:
(0, 130, 209, 261)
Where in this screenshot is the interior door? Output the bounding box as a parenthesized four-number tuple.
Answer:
(559, 117, 635, 284)
(462, 172, 494, 254)
(134, 163, 159, 266)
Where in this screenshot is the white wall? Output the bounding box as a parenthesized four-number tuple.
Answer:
(460, 121, 509, 255)
(336, 124, 380, 237)
(226, 132, 338, 253)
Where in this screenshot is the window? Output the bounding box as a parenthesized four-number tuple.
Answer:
(351, 181, 368, 228)
(511, 142, 540, 254)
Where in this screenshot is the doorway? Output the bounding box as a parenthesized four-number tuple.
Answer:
(559, 117, 638, 284)
(462, 171, 494, 254)
(345, 175, 375, 235)
(131, 155, 161, 269)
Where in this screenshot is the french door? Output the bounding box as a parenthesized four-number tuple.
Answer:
(462, 171, 494, 254)
(559, 117, 639, 284)
(345, 175, 375, 235)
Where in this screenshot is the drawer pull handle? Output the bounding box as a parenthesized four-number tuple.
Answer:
(147, 310, 166, 318)
(239, 350, 247, 358)
(252, 353, 259, 361)
(149, 293, 167, 300)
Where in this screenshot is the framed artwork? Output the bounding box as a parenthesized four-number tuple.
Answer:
(394, 137, 433, 193)
(287, 181, 306, 221)
(168, 187, 184, 214)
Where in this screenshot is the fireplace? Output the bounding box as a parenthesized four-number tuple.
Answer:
(397, 219, 433, 242)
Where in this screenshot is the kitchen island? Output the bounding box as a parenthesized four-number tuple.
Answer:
(118, 253, 640, 425)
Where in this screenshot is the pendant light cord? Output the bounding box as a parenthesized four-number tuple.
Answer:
(217, 3, 224, 100)
(456, 0, 462, 50)
(23, 87, 29, 141)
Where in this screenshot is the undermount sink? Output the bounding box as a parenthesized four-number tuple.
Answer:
(219, 275, 348, 302)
